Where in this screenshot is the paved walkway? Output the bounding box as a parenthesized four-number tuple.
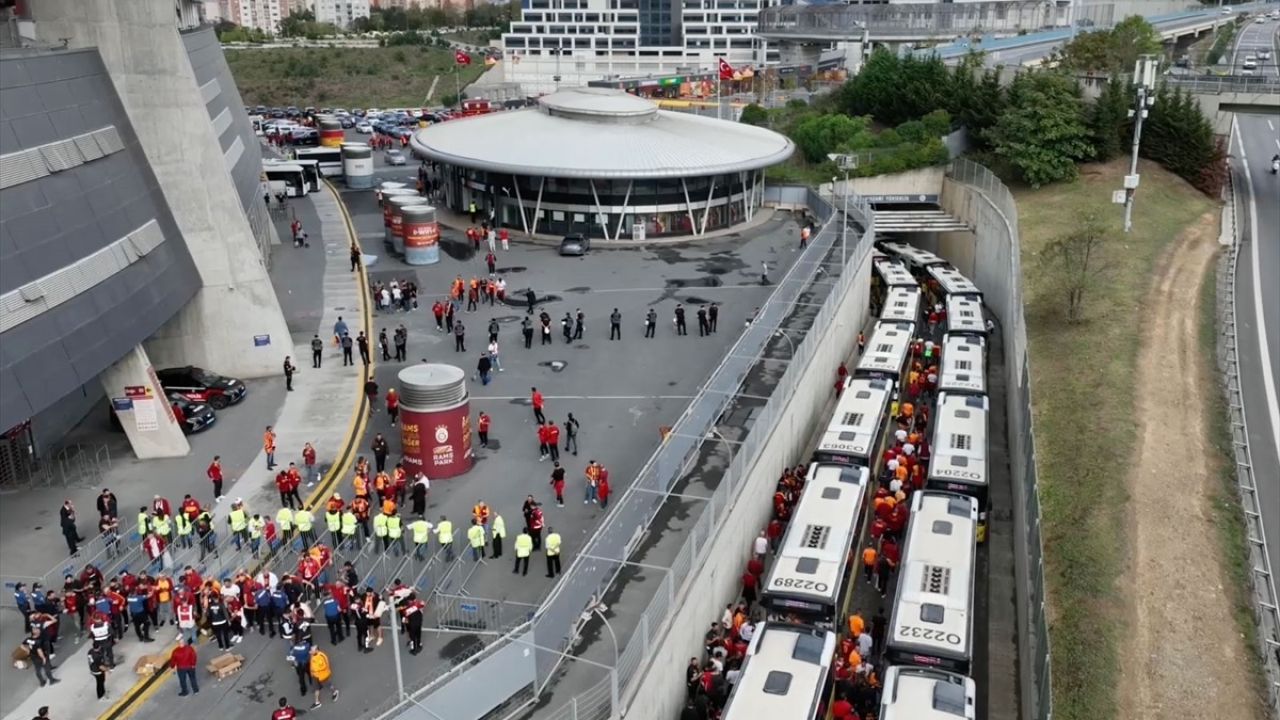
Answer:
(0, 182, 368, 720)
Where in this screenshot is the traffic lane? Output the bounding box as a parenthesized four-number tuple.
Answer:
(270, 196, 328, 339)
(1237, 113, 1280, 439)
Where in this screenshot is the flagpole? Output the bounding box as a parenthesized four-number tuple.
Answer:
(716, 59, 722, 121)
(455, 63, 461, 109)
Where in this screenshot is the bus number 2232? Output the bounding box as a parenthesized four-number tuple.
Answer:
(898, 625, 962, 645)
(772, 578, 830, 593)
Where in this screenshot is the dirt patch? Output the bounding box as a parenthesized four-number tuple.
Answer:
(1118, 212, 1259, 720)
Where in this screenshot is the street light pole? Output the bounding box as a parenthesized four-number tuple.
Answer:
(1123, 55, 1158, 234)
(828, 153, 858, 266)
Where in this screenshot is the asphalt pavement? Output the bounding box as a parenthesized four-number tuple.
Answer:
(1229, 16, 1280, 637)
(113, 149, 811, 720)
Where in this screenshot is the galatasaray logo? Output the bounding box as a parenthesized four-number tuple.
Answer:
(434, 425, 449, 444)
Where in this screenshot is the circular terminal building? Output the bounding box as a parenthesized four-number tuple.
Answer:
(409, 87, 794, 240)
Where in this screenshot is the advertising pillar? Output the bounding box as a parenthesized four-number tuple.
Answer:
(381, 189, 420, 237)
(319, 119, 344, 148)
(398, 364, 473, 479)
(388, 196, 427, 255)
(342, 144, 374, 189)
(376, 181, 408, 205)
(402, 204, 440, 266)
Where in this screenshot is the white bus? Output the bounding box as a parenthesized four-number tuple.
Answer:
(880, 666, 977, 720)
(927, 393, 990, 528)
(294, 146, 343, 177)
(855, 320, 915, 384)
(938, 335, 987, 397)
(879, 241, 947, 272)
(813, 378, 893, 468)
(928, 265, 982, 301)
(721, 623, 837, 720)
(881, 286, 922, 325)
(290, 158, 322, 193)
(885, 491, 978, 674)
(761, 464, 870, 625)
(874, 257, 919, 289)
(945, 294, 987, 338)
(262, 162, 307, 198)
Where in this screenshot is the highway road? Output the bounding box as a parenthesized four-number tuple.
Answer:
(1228, 15, 1280, 631)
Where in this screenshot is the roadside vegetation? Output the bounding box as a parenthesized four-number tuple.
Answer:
(1015, 160, 1216, 720)
(225, 45, 487, 107)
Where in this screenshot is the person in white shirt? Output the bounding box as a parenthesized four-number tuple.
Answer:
(752, 531, 768, 560)
(856, 630, 873, 658)
(738, 622, 755, 643)
(488, 340, 502, 371)
(720, 606, 733, 629)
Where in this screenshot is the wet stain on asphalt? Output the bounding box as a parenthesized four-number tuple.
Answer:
(500, 292, 562, 309)
(236, 672, 275, 704)
(440, 634, 486, 666)
(563, 286, 591, 294)
(439, 238, 474, 261)
(498, 266, 528, 274)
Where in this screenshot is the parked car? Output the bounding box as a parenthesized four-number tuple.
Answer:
(291, 127, 320, 146)
(109, 393, 216, 434)
(356, 121, 373, 134)
(385, 149, 407, 166)
(156, 366, 247, 410)
(559, 233, 590, 256)
(338, 116, 355, 129)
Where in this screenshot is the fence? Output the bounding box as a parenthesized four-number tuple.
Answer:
(1164, 75, 1280, 95)
(945, 158, 1052, 720)
(1218, 172, 1280, 715)
(758, 1, 1071, 39)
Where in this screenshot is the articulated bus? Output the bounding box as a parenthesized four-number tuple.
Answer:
(945, 295, 987, 339)
(874, 257, 919, 289)
(879, 241, 947, 272)
(881, 286, 922, 326)
(927, 392, 990, 537)
(880, 666, 977, 720)
(855, 320, 915, 385)
(761, 463, 870, 625)
(928, 264, 983, 301)
(293, 146, 343, 177)
(885, 491, 978, 675)
(813, 377, 894, 468)
(721, 623, 837, 720)
(262, 162, 308, 198)
(938, 335, 987, 397)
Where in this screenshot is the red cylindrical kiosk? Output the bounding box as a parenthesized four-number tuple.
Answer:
(381, 188, 418, 226)
(388, 196, 426, 255)
(398, 364, 473, 479)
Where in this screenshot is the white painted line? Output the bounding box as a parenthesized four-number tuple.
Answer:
(1269, 120, 1276, 131)
(1232, 116, 1280, 463)
(471, 395, 698, 401)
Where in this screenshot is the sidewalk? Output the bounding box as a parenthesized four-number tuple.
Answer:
(0, 181, 369, 720)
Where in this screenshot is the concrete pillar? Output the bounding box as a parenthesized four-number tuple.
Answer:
(100, 345, 191, 459)
(31, 0, 292, 380)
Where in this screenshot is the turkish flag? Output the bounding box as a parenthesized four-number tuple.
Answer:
(455, 50, 472, 66)
(718, 57, 735, 81)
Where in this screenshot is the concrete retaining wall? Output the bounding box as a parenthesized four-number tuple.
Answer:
(621, 244, 874, 720)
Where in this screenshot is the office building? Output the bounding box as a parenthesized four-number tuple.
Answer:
(315, 0, 371, 28)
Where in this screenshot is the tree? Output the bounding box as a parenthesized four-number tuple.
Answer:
(1087, 77, 1130, 162)
(739, 104, 769, 126)
(790, 113, 871, 163)
(1055, 16, 1161, 74)
(1139, 85, 1226, 195)
(839, 50, 951, 127)
(1039, 211, 1110, 323)
(279, 10, 315, 37)
(988, 72, 1093, 187)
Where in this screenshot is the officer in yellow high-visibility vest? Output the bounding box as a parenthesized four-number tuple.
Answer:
(436, 516, 454, 562)
(175, 512, 194, 550)
(294, 507, 316, 548)
(467, 519, 487, 562)
(410, 517, 433, 561)
(276, 506, 294, 543)
(373, 511, 390, 552)
(228, 501, 249, 551)
(545, 527, 563, 578)
(490, 513, 506, 559)
(513, 531, 533, 576)
(136, 507, 151, 541)
(152, 513, 172, 543)
(325, 509, 342, 547)
(387, 511, 404, 556)
(248, 513, 265, 556)
(340, 509, 358, 551)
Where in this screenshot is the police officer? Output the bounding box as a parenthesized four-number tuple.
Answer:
(325, 507, 342, 548)
(283, 356, 297, 391)
(127, 587, 153, 642)
(340, 508, 358, 551)
(522, 316, 534, 349)
(545, 527, 563, 578)
(89, 610, 114, 666)
(468, 520, 487, 562)
(402, 593, 425, 655)
(387, 510, 405, 556)
(311, 334, 324, 368)
(276, 506, 294, 545)
(610, 308, 622, 340)
(436, 516, 454, 562)
(513, 531, 533, 576)
(410, 516, 433, 561)
(645, 308, 658, 338)
(374, 510, 390, 552)
(294, 506, 316, 548)
(249, 514, 266, 557)
(175, 511, 193, 549)
(228, 501, 249, 551)
(322, 591, 344, 645)
(136, 506, 151, 542)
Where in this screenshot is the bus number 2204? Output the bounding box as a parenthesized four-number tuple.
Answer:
(771, 578, 830, 593)
(897, 625, 962, 645)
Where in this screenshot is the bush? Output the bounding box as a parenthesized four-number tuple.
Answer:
(739, 104, 769, 126)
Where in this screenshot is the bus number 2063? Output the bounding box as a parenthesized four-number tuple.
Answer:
(771, 578, 830, 593)
(897, 625, 962, 645)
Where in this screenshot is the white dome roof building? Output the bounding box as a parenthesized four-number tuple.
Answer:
(410, 87, 794, 240)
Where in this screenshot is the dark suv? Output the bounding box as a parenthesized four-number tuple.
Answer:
(156, 366, 247, 410)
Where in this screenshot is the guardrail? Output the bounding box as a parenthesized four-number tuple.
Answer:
(1219, 170, 1280, 716)
(1165, 75, 1280, 95)
(758, 0, 1069, 39)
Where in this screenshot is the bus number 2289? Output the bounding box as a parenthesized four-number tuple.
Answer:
(897, 625, 962, 645)
(772, 578, 830, 593)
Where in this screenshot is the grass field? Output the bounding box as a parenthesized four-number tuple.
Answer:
(1013, 159, 1216, 720)
(225, 45, 488, 108)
